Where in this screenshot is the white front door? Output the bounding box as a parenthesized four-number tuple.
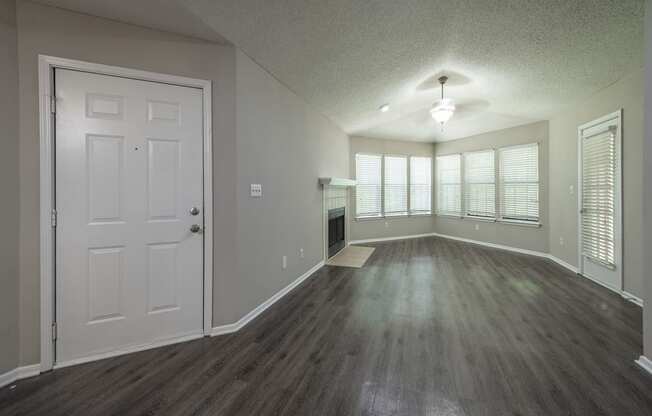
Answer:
(55, 69, 204, 364)
(578, 111, 622, 291)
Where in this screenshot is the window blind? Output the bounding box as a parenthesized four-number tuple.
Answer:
(499, 143, 539, 222)
(581, 129, 616, 267)
(436, 154, 461, 216)
(410, 156, 432, 214)
(464, 150, 495, 218)
(384, 155, 408, 216)
(355, 154, 382, 218)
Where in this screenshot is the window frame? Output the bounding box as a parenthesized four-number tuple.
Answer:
(434, 141, 542, 228)
(354, 152, 433, 220)
(383, 154, 409, 217)
(435, 153, 462, 217)
(409, 155, 433, 216)
(463, 149, 497, 220)
(354, 153, 383, 219)
(498, 142, 540, 225)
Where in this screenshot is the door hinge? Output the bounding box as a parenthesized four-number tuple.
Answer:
(51, 322, 57, 342)
(50, 95, 56, 114)
(51, 209, 57, 228)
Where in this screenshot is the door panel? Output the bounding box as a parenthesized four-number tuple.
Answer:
(55, 69, 204, 364)
(578, 112, 622, 291)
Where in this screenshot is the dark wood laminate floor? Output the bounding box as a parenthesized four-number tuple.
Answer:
(2, 236, 651, 416)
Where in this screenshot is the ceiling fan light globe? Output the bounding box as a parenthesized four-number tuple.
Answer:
(430, 98, 456, 124)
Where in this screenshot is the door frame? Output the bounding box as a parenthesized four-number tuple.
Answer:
(576, 109, 623, 292)
(38, 55, 214, 372)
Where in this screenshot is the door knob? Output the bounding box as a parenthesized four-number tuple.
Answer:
(190, 224, 202, 233)
(189, 206, 200, 216)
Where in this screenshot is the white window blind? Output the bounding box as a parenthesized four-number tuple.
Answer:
(464, 150, 495, 218)
(499, 143, 539, 222)
(581, 129, 616, 267)
(355, 154, 382, 218)
(436, 154, 461, 216)
(384, 156, 408, 216)
(410, 156, 432, 214)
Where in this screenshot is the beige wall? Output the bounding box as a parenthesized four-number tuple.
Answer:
(548, 69, 645, 298)
(433, 121, 550, 253)
(13, 1, 348, 366)
(0, 0, 20, 374)
(349, 136, 434, 241)
(642, 0, 652, 359)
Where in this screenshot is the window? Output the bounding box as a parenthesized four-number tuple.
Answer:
(436, 154, 461, 216)
(355, 153, 432, 219)
(409, 156, 432, 214)
(499, 143, 539, 222)
(384, 156, 408, 216)
(464, 150, 495, 218)
(355, 154, 382, 218)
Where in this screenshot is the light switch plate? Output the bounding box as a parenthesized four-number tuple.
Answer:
(250, 184, 262, 198)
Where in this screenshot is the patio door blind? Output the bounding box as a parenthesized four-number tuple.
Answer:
(581, 128, 616, 267)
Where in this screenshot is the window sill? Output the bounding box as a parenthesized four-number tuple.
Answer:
(463, 215, 497, 223)
(435, 214, 542, 228)
(385, 213, 409, 218)
(409, 212, 433, 217)
(354, 215, 383, 222)
(355, 213, 433, 221)
(498, 219, 542, 228)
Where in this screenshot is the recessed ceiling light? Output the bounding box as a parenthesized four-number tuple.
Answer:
(379, 104, 390, 112)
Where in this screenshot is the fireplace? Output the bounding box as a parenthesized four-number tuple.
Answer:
(328, 207, 346, 258)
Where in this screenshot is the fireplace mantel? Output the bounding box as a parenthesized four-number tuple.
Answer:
(318, 177, 356, 187)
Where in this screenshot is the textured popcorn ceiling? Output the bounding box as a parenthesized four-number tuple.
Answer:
(37, 0, 644, 142)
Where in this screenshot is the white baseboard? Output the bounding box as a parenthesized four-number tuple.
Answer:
(429, 232, 551, 259)
(54, 332, 204, 369)
(351, 231, 643, 307)
(349, 232, 438, 245)
(621, 291, 644, 307)
(636, 356, 652, 376)
(212, 260, 325, 336)
(0, 364, 41, 389)
(546, 255, 579, 274)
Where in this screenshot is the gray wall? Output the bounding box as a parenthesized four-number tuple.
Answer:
(13, 1, 348, 366)
(226, 50, 349, 324)
(643, 0, 652, 359)
(0, 0, 20, 374)
(433, 121, 550, 254)
(349, 136, 434, 241)
(548, 69, 645, 298)
(15, 0, 237, 365)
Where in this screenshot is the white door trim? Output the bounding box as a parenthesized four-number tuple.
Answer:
(576, 109, 623, 291)
(38, 55, 214, 372)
